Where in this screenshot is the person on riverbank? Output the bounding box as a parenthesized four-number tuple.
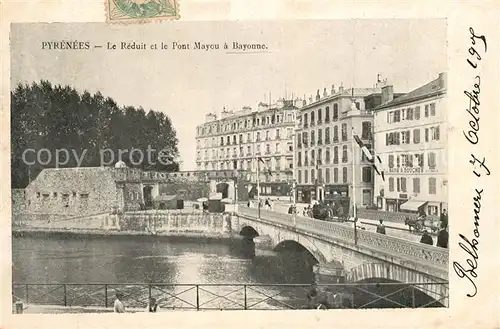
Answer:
(114, 292, 125, 313)
(376, 219, 386, 235)
(420, 230, 434, 245)
(306, 283, 319, 309)
(146, 297, 160, 312)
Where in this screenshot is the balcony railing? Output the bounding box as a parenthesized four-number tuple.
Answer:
(12, 282, 448, 311)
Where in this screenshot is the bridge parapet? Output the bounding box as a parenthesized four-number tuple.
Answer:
(237, 207, 448, 277)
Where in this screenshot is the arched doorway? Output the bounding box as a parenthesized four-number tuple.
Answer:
(216, 182, 229, 199)
(143, 186, 153, 208)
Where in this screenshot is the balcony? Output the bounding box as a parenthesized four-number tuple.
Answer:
(246, 153, 252, 156)
(333, 158, 339, 164)
(317, 120, 322, 125)
(318, 140, 323, 145)
(342, 157, 347, 163)
(325, 138, 330, 144)
(310, 160, 316, 166)
(297, 143, 302, 149)
(325, 118, 330, 124)
(256, 152, 261, 155)
(333, 137, 339, 143)
(303, 123, 309, 128)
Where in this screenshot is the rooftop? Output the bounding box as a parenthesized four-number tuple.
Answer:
(375, 73, 447, 110)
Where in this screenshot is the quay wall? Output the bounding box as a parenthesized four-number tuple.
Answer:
(13, 211, 235, 238)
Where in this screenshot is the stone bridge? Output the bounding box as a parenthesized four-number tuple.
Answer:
(232, 207, 449, 307)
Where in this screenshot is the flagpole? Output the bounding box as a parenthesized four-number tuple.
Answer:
(351, 127, 358, 245)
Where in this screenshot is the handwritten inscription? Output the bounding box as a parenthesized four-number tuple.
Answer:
(455, 27, 489, 299)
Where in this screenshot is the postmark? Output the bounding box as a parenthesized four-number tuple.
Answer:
(106, 0, 180, 24)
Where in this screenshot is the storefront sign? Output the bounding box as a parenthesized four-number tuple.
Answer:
(389, 167, 437, 174)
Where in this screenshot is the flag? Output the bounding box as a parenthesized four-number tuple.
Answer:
(352, 129, 385, 182)
(257, 157, 272, 176)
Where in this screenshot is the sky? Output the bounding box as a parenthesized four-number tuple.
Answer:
(10, 20, 446, 170)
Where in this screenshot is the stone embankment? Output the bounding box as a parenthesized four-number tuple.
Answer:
(13, 210, 237, 240)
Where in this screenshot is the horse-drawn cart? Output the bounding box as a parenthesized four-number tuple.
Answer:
(404, 215, 441, 234)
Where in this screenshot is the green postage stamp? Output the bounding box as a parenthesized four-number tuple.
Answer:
(106, 0, 180, 23)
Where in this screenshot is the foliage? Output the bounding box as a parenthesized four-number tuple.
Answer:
(11, 80, 179, 188)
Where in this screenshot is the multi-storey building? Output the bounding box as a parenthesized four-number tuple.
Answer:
(373, 72, 447, 216)
(295, 84, 385, 207)
(195, 99, 299, 197)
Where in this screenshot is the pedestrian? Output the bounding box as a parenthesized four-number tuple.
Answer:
(437, 226, 449, 248)
(440, 209, 448, 229)
(376, 219, 386, 235)
(420, 230, 434, 245)
(247, 200, 250, 207)
(114, 292, 125, 313)
(306, 283, 318, 309)
(288, 205, 294, 214)
(146, 297, 160, 312)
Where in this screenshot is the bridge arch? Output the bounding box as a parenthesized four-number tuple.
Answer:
(274, 239, 327, 264)
(347, 263, 448, 307)
(239, 225, 259, 237)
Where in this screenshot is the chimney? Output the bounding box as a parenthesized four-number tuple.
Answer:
(381, 85, 394, 104)
(316, 89, 320, 101)
(439, 72, 447, 90)
(323, 88, 328, 97)
(331, 85, 335, 95)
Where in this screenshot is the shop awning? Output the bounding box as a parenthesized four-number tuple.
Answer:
(400, 200, 427, 212)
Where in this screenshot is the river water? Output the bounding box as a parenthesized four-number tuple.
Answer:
(12, 234, 443, 310)
(12, 234, 316, 310)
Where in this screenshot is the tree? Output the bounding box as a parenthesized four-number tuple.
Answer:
(11, 80, 180, 188)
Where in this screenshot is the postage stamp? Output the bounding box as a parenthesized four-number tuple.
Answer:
(106, 0, 180, 24)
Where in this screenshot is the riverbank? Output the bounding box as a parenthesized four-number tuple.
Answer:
(12, 227, 239, 243)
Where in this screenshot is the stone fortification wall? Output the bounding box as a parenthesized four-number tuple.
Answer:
(24, 168, 119, 217)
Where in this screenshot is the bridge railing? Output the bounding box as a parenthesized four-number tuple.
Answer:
(12, 282, 448, 312)
(237, 207, 448, 270)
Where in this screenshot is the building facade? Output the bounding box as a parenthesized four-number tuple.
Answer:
(373, 73, 448, 216)
(295, 85, 383, 207)
(195, 100, 299, 197)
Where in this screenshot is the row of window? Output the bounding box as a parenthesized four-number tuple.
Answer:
(386, 126, 440, 146)
(196, 143, 293, 160)
(301, 102, 361, 128)
(387, 152, 439, 169)
(197, 158, 293, 171)
(297, 122, 372, 148)
(197, 112, 296, 136)
(296, 144, 372, 167)
(36, 191, 88, 199)
(386, 102, 437, 124)
(197, 128, 294, 149)
(296, 167, 372, 185)
(387, 177, 438, 194)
